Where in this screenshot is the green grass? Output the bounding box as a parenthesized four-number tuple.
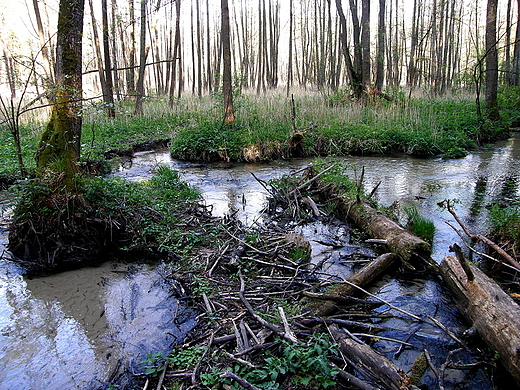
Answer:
(0, 89, 516, 179)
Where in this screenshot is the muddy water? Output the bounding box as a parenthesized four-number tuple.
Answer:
(0, 225, 196, 389)
(1, 134, 519, 389)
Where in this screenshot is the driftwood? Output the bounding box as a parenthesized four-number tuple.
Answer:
(307, 253, 397, 317)
(329, 324, 407, 390)
(439, 254, 520, 385)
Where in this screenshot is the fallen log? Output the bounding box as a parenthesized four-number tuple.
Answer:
(306, 253, 397, 317)
(340, 200, 431, 262)
(439, 255, 520, 385)
(329, 324, 408, 390)
(311, 172, 431, 262)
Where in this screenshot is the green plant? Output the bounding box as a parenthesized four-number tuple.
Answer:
(222, 334, 339, 390)
(139, 352, 168, 377)
(167, 346, 206, 370)
(403, 204, 435, 242)
(488, 203, 520, 251)
(192, 275, 214, 297)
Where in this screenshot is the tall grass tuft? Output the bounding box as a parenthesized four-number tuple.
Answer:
(403, 204, 436, 243)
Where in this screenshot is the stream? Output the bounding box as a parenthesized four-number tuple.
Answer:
(1, 134, 519, 389)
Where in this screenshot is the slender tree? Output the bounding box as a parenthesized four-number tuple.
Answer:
(134, 0, 148, 115)
(222, 0, 234, 123)
(286, 0, 293, 97)
(102, 0, 115, 117)
(36, 0, 85, 191)
(32, 0, 55, 100)
(375, 0, 386, 91)
(485, 0, 500, 120)
(511, 0, 520, 85)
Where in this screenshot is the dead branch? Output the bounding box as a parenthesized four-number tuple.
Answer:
(445, 200, 520, 271)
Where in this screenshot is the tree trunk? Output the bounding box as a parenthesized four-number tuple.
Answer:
(510, 0, 520, 86)
(375, 0, 386, 91)
(308, 253, 397, 317)
(36, 0, 84, 192)
(88, 0, 108, 101)
(286, 0, 293, 97)
(221, 0, 234, 123)
(439, 255, 520, 385)
(127, 0, 136, 96)
(32, 0, 55, 101)
(168, 0, 181, 107)
(102, 0, 116, 117)
(361, 0, 370, 89)
(485, 0, 500, 120)
(134, 0, 147, 116)
(329, 325, 407, 390)
(335, 0, 359, 95)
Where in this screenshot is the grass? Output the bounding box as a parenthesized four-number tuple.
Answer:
(0, 88, 516, 180)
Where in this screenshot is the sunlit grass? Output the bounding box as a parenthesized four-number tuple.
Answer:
(0, 87, 514, 178)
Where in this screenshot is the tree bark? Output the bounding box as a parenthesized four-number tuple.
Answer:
(375, 0, 386, 91)
(510, 0, 520, 86)
(221, 0, 234, 123)
(439, 255, 520, 385)
(32, 0, 55, 100)
(329, 325, 407, 390)
(36, 0, 84, 191)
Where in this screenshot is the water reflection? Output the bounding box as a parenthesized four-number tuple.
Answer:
(0, 259, 197, 390)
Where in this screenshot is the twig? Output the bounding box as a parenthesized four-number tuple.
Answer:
(155, 361, 169, 390)
(191, 332, 214, 386)
(278, 306, 298, 342)
(423, 349, 439, 379)
(220, 371, 262, 390)
(286, 163, 338, 198)
(426, 315, 466, 348)
(238, 272, 296, 343)
(339, 279, 423, 322)
(352, 333, 419, 349)
(439, 348, 464, 390)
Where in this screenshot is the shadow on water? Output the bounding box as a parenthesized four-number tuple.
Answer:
(1, 135, 520, 389)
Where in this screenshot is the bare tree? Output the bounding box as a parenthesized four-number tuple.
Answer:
(375, 0, 386, 91)
(222, 0, 234, 123)
(510, 0, 520, 86)
(134, 0, 148, 116)
(102, 0, 115, 117)
(286, 0, 293, 97)
(485, 0, 500, 120)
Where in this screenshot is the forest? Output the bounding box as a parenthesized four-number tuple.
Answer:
(1, 0, 520, 390)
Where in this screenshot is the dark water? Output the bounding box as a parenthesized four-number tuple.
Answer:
(1, 134, 519, 389)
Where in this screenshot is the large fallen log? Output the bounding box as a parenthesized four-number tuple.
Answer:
(312, 173, 431, 262)
(439, 254, 520, 385)
(339, 200, 431, 262)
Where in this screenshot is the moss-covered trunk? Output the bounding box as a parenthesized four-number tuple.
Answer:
(36, 0, 84, 192)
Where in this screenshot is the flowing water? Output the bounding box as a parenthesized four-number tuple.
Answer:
(1, 134, 520, 389)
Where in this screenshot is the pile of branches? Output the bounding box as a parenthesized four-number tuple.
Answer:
(132, 166, 489, 390)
